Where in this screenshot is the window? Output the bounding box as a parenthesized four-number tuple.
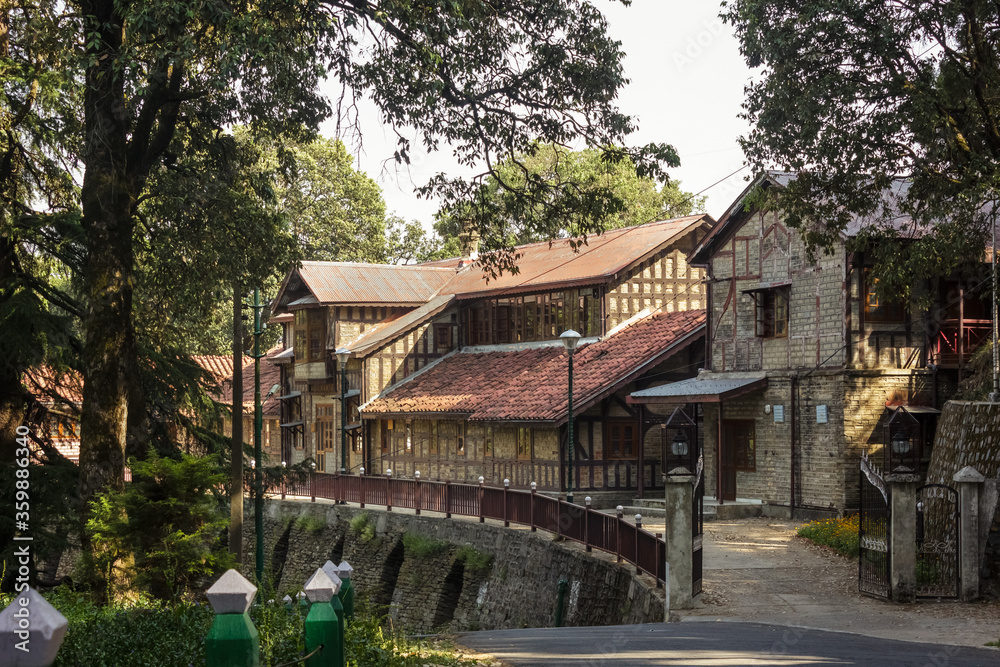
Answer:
(434, 324, 452, 352)
(484, 425, 494, 457)
(606, 421, 638, 459)
(294, 309, 326, 361)
(316, 404, 336, 471)
(456, 422, 466, 456)
(864, 269, 905, 322)
(517, 427, 532, 460)
(429, 421, 439, 455)
(754, 288, 789, 338)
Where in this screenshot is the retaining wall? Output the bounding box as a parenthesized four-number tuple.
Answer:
(242, 499, 665, 631)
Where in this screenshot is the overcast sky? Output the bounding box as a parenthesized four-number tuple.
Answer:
(318, 1, 755, 228)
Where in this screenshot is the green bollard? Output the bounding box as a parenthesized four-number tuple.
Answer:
(337, 561, 355, 621)
(329, 591, 346, 667)
(303, 568, 343, 667)
(205, 569, 260, 667)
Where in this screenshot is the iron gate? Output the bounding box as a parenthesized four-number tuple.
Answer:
(692, 449, 704, 596)
(916, 484, 960, 599)
(858, 455, 891, 599)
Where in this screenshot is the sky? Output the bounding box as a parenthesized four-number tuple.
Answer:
(318, 1, 755, 229)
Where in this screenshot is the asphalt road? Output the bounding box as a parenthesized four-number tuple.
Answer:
(458, 622, 1000, 666)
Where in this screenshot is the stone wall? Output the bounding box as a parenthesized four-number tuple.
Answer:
(242, 499, 665, 631)
(927, 401, 1000, 593)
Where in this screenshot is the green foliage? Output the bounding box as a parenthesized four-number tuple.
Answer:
(722, 0, 1000, 286)
(796, 515, 860, 558)
(0, 588, 496, 667)
(402, 533, 449, 559)
(350, 513, 376, 543)
(454, 545, 493, 573)
(84, 452, 234, 600)
(294, 515, 327, 535)
(434, 143, 703, 256)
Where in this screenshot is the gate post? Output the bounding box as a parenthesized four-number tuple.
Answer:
(887, 472, 920, 603)
(665, 468, 694, 612)
(954, 466, 985, 602)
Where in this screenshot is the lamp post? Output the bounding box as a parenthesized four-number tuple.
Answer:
(560, 329, 581, 505)
(336, 349, 350, 476)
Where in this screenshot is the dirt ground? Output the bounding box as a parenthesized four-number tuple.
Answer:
(677, 517, 1000, 648)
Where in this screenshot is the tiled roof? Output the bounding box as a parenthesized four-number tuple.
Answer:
(363, 309, 705, 422)
(192, 355, 241, 387)
(22, 367, 83, 406)
(213, 349, 283, 416)
(291, 261, 455, 305)
(434, 215, 713, 299)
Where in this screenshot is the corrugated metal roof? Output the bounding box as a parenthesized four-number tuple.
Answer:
(297, 261, 454, 305)
(437, 215, 713, 298)
(629, 374, 767, 403)
(363, 309, 705, 421)
(344, 295, 455, 357)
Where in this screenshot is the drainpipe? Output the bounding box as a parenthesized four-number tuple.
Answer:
(790, 375, 798, 516)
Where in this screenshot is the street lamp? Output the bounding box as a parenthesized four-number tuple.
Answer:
(560, 329, 581, 505)
(336, 348, 350, 476)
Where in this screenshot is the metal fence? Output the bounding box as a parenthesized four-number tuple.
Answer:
(274, 472, 667, 587)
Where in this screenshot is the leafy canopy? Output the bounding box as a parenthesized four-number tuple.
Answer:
(722, 0, 1000, 296)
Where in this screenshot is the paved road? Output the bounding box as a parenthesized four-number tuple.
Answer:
(459, 622, 1000, 666)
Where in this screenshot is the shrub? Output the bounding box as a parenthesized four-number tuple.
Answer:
(349, 513, 376, 543)
(294, 515, 327, 535)
(402, 533, 449, 559)
(796, 514, 860, 558)
(84, 450, 235, 601)
(454, 545, 493, 572)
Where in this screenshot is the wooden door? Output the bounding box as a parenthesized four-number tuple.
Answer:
(721, 420, 754, 501)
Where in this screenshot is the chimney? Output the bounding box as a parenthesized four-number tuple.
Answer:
(458, 220, 480, 268)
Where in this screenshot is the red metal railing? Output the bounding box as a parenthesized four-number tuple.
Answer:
(273, 472, 666, 587)
(931, 320, 991, 368)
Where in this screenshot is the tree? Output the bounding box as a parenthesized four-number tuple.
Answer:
(3, 0, 678, 564)
(722, 0, 1000, 297)
(434, 144, 704, 249)
(275, 136, 389, 263)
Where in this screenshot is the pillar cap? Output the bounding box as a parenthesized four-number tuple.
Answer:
(885, 473, 921, 484)
(304, 568, 339, 602)
(321, 561, 343, 589)
(206, 569, 257, 615)
(954, 466, 986, 483)
(666, 466, 694, 480)
(338, 561, 354, 580)
(0, 588, 68, 666)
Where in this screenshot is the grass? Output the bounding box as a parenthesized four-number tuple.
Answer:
(402, 533, 449, 559)
(294, 515, 327, 535)
(796, 514, 860, 558)
(349, 512, 376, 543)
(454, 545, 493, 573)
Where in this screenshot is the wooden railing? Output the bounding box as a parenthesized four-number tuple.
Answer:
(274, 472, 666, 587)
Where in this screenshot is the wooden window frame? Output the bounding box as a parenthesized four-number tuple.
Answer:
(864, 268, 906, 323)
(316, 404, 336, 471)
(605, 420, 638, 460)
(434, 324, 452, 352)
(754, 287, 789, 339)
(516, 427, 532, 460)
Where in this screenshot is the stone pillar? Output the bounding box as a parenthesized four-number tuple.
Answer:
(664, 467, 694, 612)
(954, 466, 985, 602)
(303, 568, 342, 667)
(337, 561, 355, 621)
(0, 588, 68, 667)
(887, 473, 920, 603)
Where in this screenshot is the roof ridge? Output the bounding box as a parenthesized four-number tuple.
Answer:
(300, 260, 454, 272)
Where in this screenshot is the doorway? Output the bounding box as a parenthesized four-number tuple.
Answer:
(721, 419, 755, 501)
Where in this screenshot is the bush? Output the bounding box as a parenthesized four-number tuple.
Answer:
(294, 515, 327, 535)
(84, 451, 235, 600)
(402, 533, 449, 559)
(454, 545, 493, 572)
(796, 514, 860, 558)
(349, 513, 376, 543)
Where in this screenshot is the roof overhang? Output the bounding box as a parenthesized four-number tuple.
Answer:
(628, 374, 768, 405)
(741, 280, 792, 295)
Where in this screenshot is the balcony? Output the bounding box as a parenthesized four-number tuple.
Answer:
(930, 319, 991, 369)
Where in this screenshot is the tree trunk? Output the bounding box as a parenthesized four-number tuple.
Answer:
(77, 1, 136, 573)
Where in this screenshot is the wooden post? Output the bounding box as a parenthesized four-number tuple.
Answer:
(615, 505, 623, 563)
(386, 470, 392, 512)
(310, 463, 316, 503)
(584, 496, 592, 552)
(655, 533, 663, 588)
(445, 480, 452, 518)
(478, 476, 485, 523)
(634, 514, 642, 575)
(359, 467, 365, 508)
(415, 471, 421, 515)
(530, 481, 537, 532)
(503, 478, 510, 527)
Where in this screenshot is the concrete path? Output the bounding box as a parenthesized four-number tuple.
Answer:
(674, 518, 1000, 648)
(458, 622, 1000, 666)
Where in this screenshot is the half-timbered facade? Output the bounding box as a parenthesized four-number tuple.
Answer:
(269, 215, 714, 499)
(629, 172, 990, 514)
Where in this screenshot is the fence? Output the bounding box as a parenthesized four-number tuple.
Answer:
(275, 472, 667, 587)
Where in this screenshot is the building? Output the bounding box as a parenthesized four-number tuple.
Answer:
(269, 215, 715, 500)
(629, 172, 990, 514)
